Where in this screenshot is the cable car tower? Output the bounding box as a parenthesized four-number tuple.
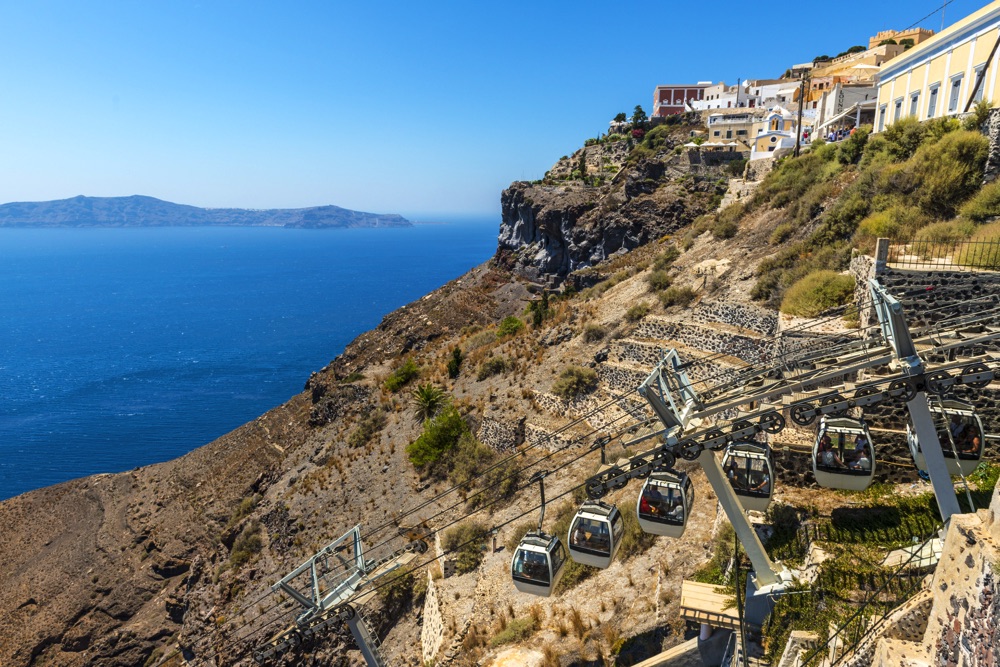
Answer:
(252, 526, 426, 666)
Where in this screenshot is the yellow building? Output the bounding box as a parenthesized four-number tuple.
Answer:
(874, 1, 1000, 132)
(868, 27, 934, 50)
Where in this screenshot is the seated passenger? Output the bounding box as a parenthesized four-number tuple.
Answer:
(749, 471, 770, 494)
(959, 433, 981, 455)
(819, 437, 845, 468)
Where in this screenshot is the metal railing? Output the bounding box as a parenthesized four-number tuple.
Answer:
(886, 238, 1000, 272)
(797, 526, 941, 667)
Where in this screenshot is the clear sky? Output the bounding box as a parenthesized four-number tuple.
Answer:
(0, 0, 987, 217)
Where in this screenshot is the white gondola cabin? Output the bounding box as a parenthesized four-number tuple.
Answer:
(813, 417, 876, 491)
(721, 442, 773, 513)
(567, 501, 624, 569)
(511, 532, 567, 597)
(907, 399, 985, 476)
(636, 470, 694, 538)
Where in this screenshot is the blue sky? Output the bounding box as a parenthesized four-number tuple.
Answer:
(0, 0, 987, 217)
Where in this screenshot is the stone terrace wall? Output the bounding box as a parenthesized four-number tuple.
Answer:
(476, 416, 524, 453)
(634, 319, 773, 366)
(690, 301, 778, 337)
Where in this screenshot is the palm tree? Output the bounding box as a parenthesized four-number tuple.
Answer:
(411, 383, 447, 424)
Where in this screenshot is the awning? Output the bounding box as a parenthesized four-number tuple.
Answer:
(815, 99, 878, 132)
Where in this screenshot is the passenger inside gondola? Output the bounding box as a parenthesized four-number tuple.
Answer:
(513, 550, 549, 584)
(959, 432, 981, 455)
(818, 435, 845, 469)
(748, 469, 770, 494)
(848, 435, 872, 470)
(570, 517, 610, 553)
(725, 457, 747, 490)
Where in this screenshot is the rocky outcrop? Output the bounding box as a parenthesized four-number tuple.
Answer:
(496, 133, 730, 283)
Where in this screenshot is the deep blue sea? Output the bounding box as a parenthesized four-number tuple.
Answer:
(0, 221, 497, 501)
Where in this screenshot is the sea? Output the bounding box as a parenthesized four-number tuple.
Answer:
(0, 220, 498, 501)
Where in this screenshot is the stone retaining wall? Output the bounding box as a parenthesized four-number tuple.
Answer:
(691, 301, 779, 337)
(421, 573, 444, 664)
(597, 363, 648, 396)
(524, 422, 580, 453)
(634, 319, 773, 366)
(476, 416, 524, 453)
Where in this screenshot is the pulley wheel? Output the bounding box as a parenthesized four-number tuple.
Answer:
(925, 370, 951, 395)
(889, 379, 916, 402)
(961, 362, 992, 389)
(760, 411, 785, 434)
(790, 402, 816, 426)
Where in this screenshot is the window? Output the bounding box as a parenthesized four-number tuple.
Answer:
(910, 92, 919, 117)
(927, 84, 940, 118)
(713, 131, 720, 137)
(893, 98, 903, 123)
(878, 104, 887, 131)
(726, 130, 732, 138)
(736, 129, 747, 135)
(948, 75, 963, 113)
(973, 65, 986, 104)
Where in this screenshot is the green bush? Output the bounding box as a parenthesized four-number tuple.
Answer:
(914, 219, 976, 243)
(910, 130, 990, 218)
(625, 302, 650, 322)
(446, 433, 519, 509)
(552, 365, 599, 399)
(465, 329, 496, 351)
(652, 245, 681, 271)
(854, 204, 929, 250)
(957, 221, 1000, 268)
(490, 616, 537, 647)
(226, 494, 261, 530)
(659, 285, 697, 308)
(726, 157, 748, 177)
(960, 178, 1000, 223)
(406, 405, 469, 469)
(770, 222, 796, 244)
(582, 323, 607, 342)
(712, 203, 743, 239)
(780, 271, 855, 317)
(496, 316, 525, 338)
(230, 521, 263, 569)
(836, 125, 869, 164)
(442, 521, 489, 574)
(384, 358, 420, 392)
(476, 356, 508, 381)
(646, 269, 672, 292)
(347, 409, 387, 449)
(447, 346, 463, 379)
(693, 523, 736, 585)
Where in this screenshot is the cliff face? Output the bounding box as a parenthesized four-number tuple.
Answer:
(496, 129, 736, 283)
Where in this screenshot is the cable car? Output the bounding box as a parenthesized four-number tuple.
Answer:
(721, 442, 773, 513)
(567, 501, 624, 568)
(636, 470, 693, 538)
(511, 532, 567, 597)
(813, 417, 876, 491)
(907, 399, 985, 476)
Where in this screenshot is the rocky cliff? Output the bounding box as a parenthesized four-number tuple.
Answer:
(495, 123, 740, 283)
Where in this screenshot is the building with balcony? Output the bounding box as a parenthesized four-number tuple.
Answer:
(653, 82, 713, 116)
(874, 0, 1000, 132)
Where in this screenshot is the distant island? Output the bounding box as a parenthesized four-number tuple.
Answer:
(0, 195, 411, 228)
